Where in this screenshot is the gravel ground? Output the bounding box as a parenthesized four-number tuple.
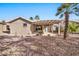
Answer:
(0, 35, 79, 56)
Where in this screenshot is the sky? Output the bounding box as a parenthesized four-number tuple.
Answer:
(0, 3, 79, 21)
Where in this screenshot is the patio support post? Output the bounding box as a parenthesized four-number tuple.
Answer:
(58, 23, 61, 35)
(42, 25, 44, 33)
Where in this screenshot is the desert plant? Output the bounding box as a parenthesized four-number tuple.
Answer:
(68, 22, 79, 33)
(56, 3, 79, 39)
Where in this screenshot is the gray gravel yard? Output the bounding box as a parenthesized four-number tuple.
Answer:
(0, 35, 79, 56)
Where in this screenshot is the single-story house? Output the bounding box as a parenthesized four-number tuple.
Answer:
(0, 17, 65, 36)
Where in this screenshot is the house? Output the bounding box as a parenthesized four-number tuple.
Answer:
(0, 17, 65, 36)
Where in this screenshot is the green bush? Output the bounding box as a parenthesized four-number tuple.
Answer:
(68, 22, 79, 33)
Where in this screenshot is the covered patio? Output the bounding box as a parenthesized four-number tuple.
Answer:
(31, 20, 63, 36)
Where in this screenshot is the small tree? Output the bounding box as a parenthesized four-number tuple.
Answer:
(35, 15, 40, 20)
(29, 17, 33, 20)
(2, 20, 6, 25)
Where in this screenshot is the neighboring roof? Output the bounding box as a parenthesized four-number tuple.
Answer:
(32, 20, 62, 25)
(0, 21, 6, 24)
(8, 17, 32, 24)
(69, 21, 79, 24)
(0, 22, 3, 24)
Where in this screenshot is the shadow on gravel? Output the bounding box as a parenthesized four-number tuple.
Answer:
(0, 35, 79, 56)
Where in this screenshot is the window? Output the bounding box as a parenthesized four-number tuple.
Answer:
(36, 26, 42, 31)
(23, 23, 27, 27)
(3, 25, 10, 34)
(53, 24, 58, 33)
(35, 25, 42, 32)
(6, 25, 10, 30)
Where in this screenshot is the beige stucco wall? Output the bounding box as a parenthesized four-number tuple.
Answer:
(0, 24, 3, 34)
(2, 25, 7, 31)
(9, 19, 32, 36)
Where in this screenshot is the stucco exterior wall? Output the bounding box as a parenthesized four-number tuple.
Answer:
(9, 19, 32, 36)
(3, 25, 7, 31)
(0, 24, 3, 34)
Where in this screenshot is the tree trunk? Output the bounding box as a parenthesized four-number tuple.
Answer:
(64, 12, 69, 39)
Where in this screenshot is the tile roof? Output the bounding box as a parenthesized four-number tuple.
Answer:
(8, 17, 32, 24)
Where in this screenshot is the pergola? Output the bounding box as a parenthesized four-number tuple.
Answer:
(32, 20, 62, 35)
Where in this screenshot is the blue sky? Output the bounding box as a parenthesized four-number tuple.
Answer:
(0, 3, 79, 21)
